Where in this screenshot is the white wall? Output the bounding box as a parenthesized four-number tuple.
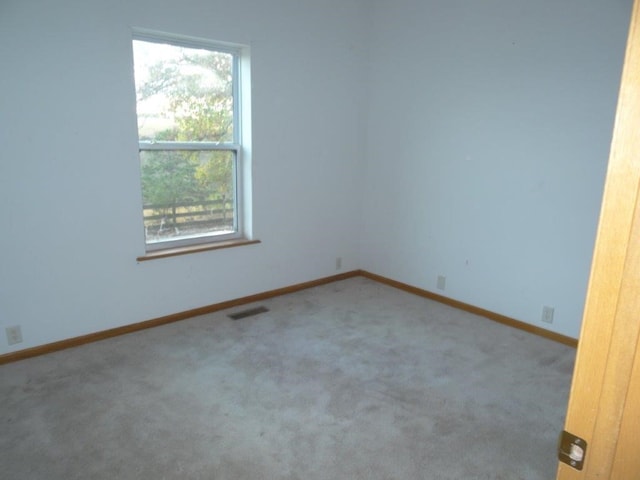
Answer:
(0, 0, 368, 354)
(361, 0, 632, 338)
(0, 0, 632, 354)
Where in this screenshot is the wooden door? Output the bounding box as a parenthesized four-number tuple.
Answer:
(557, 0, 640, 478)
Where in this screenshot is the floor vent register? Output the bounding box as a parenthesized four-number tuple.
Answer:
(228, 306, 269, 320)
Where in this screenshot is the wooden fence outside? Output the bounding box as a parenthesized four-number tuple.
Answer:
(143, 197, 234, 237)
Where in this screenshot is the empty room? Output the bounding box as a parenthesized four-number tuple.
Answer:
(1, 0, 638, 478)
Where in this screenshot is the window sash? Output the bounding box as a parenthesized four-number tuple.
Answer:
(141, 146, 242, 252)
(132, 31, 241, 145)
(132, 30, 246, 252)
(139, 142, 240, 151)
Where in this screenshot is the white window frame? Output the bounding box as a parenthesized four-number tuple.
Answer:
(132, 29, 251, 253)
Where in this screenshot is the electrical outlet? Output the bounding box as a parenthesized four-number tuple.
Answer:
(336, 257, 342, 270)
(437, 275, 446, 291)
(6, 326, 23, 345)
(542, 306, 555, 324)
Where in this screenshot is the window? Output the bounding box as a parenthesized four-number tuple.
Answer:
(132, 32, 250, 253)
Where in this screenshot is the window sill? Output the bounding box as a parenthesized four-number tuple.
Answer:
(137, 238, 261, 262)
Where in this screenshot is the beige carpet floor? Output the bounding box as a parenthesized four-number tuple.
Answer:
(0, 277, 575, 479)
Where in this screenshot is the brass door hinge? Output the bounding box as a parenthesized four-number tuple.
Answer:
(558, 430, 587, 471)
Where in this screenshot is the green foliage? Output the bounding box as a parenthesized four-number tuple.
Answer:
(136, 43, 236, 228)
(140, 151, 203, 226)
(170, 52, 234, 142)
(194, 151, 234, 198)
(140, 151, 202, 206)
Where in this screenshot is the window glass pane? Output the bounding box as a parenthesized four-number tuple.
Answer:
(133, 40, 234, 143)
(140, 150, 236, 245)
